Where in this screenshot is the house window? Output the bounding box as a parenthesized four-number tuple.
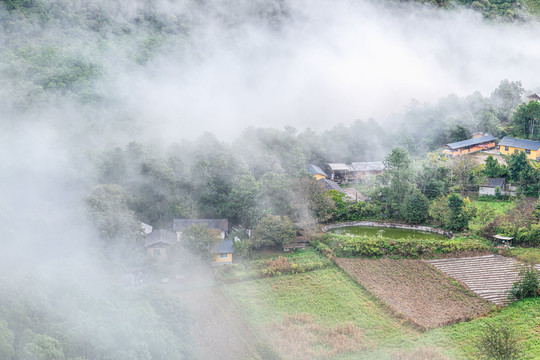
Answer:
(219, 253, 228, 259)
(505, 146, 509, 151)
(153, 249, 160, 256)
(526, 149, 531, 154)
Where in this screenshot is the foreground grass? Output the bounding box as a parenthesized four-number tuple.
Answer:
(425, 297, 540, 358)
(224, 264, 540, 359)
(224, 267, 415, 345)
(469, 199, 515, 232)
(504, 247, 540, 265)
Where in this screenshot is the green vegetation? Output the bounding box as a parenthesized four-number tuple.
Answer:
(503, 247, 540, 264)
(321, 234, 490, 258)
(214, 249, 333, 283)
(507, 267, 539, 301)
(224, 268, 412, 346)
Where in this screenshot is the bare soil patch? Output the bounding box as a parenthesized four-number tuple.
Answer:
(335, 258, 492, 330)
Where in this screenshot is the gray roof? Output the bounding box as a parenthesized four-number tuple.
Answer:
(326, 163, 350, 171)
(307, 164, 327, 177)
(144, 229, 176, 248)
(212, 239, 234, 254)
(350, 161, 384, 172)
(320, 179, 345, 194)
(173, 219, 229, 232)
(485, 178, 505, 188)
(498, 137, 540, 151)
(446, 134, 496, 150)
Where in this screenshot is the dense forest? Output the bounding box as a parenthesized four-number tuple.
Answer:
(3, 0, 540, 358)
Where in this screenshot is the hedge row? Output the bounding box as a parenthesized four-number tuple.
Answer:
(323, 234, 491, 258)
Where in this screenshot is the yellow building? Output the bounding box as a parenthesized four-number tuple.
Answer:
(498, 137, 540, 160)
(307, 164, 327, 180)
(212, 239, 234, 264)
(443, 134, 496, 157)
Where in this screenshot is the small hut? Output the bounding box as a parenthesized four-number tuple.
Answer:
(493, 234, 513, 247)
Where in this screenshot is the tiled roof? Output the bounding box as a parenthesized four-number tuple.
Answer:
(446, 134, 496, 150)
(212, 239, 234, 254)
(326, 163, 350, 171)
(350, 161, 384, 172)
(498, 137, 540, 151)
(173, 219, 228, 232)
(144, 229, 176, 247)
(307, 164, 327, 177)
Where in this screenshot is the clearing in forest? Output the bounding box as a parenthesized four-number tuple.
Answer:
(335, 258, 493, 330)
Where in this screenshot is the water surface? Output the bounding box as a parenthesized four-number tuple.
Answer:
(328, 226, 448, 240)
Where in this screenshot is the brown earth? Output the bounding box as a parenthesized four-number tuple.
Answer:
(335, 258, 493, 330)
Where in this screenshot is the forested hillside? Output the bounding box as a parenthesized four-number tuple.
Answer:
(3, 0, 540, 359)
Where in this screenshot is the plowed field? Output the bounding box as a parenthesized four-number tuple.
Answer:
(335, 258, 492, 330)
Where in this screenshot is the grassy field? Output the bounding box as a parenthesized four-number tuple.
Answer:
(504, 247, 540, 264)
(469, 199, 516, 232)
(223, 264, 540, 359)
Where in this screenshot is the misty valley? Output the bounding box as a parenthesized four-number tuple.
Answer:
(3, 0, 540, 359)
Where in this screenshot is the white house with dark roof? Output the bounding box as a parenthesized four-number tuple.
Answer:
(145, 229, 177, 259)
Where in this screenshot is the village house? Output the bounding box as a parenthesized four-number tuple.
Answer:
(349, 162, 384, 180)
(478, 178, 516, 197)
(498, 137, 540, 160)
(326, 163, 350, 182)
(144, 229, 177, 259)
(527, 93, 540, 102)
(442, 133, 496, 157)
(212, 239, 234, 264)
(326, 162, 384, 183)
(173, 219, 229, 240)
(306, 164, 327, 180)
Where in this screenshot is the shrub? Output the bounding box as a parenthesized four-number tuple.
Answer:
(507, 267, 539, 301)
(476, 322, 522, 360)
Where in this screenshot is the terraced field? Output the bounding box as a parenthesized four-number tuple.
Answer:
(426, 255, 540, 305)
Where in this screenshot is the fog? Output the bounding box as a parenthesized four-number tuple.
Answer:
(0, 0, 539, 358)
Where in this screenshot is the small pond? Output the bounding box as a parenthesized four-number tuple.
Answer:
(327, 226, 448, 240)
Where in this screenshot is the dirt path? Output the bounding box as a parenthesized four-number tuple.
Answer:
(169, 266, 260, 360)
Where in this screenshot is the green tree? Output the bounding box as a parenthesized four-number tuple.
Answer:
(446, 193, 475, 231)
(85, 184, 143, 255)
(23, 334, 64, 360)
(290, 177, 335, 223)
(226, 173, 261, 227)
(506, 151, 537, 194)
(181, 224, 222, 258)
(0, 319, 14, 360)
(507, 267, 539, 301)
(251, 215, 296, 249)
(491, 79, 525, 122)
(450, 124, 470, 142)
(483, 155, 506, 178)
(512, 100, 540, 139)
(401, 189, 430, 224)
(477, 322, 522, 360)
(383, 147, 413, 218)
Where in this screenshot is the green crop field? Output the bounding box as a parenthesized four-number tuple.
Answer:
(224, 266, 540, 360)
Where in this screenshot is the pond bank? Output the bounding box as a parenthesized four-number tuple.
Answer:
(322, 221, 453, 238)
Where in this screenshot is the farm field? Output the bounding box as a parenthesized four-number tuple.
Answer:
(334, 258, 492, 329)
(223, 265, 540, 359)
(223, 267, 460, 359)
(426, 255, 534, 305)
